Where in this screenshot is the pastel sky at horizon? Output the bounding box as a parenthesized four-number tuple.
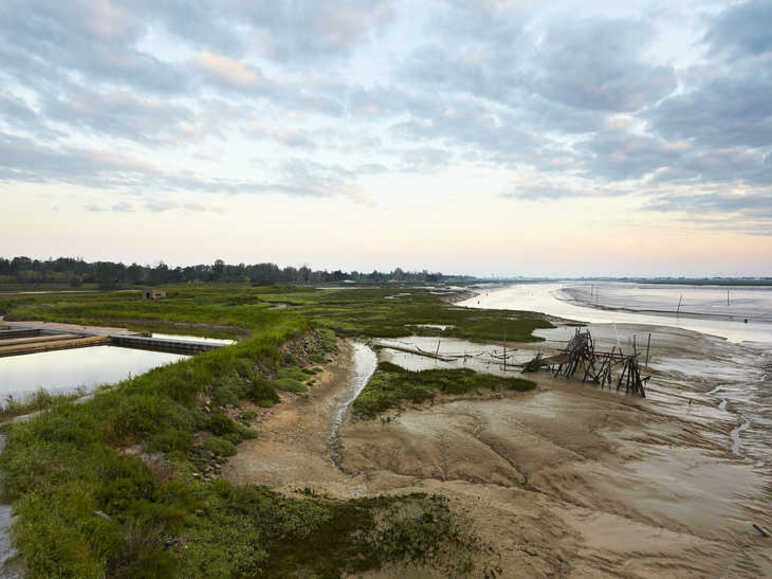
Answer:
(1, 0, 771, 277)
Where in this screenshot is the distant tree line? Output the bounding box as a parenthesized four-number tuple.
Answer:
(0, 257, 460, 289)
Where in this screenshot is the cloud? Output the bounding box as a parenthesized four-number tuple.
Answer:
(112, 201, 135, 212)
(647, 64, 772, 151)
(0, 0, 771, 242)
(644, 188, 772, 234)
(704, 0, 772, 57)
(399, 147, 452, 172)
(0, 132, 333, 198)
(196, 51, 262, 87)
(530, 19, 676, 112)
(43, 86, 194, 144)
(0, 0, 188, 95)
(229, 0, 397, 62)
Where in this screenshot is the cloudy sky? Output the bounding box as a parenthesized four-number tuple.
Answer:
(1, 0, 770, 276)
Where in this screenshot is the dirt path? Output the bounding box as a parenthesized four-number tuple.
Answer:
(223, 340, 374, 496)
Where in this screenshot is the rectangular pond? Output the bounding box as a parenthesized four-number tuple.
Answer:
(0, 346, 187, 400)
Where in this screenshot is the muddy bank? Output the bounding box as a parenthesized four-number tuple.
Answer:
(223, 340, 375, 496)
(344, 324, 772, 577)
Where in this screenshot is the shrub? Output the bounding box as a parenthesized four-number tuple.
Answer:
(202, 437, 237, 457)
(276, 366, 309, 381)
(246, 377, 280, 406)
(272, 378, 307, 393)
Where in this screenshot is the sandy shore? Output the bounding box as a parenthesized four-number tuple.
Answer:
(224, 325, 772, 577)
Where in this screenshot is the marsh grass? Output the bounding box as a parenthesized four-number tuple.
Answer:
(1, 284, 552, 343)
(353, 361, 537, 419)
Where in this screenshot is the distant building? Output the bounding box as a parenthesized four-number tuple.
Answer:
(142, 289, 166, 299)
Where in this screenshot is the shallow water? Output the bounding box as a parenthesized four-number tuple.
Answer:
(374, 336, 533, 376)
(150, 333, 235, 345)
(564, 282, 772, 323)
(329, 342, 377, 468)
(0, 346, 187, 399)
(462, 282, 772, 343)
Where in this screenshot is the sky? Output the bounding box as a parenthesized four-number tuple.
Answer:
(1, 0, 771, 277)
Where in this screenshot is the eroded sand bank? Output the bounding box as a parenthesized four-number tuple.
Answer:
(225, 325, 772, 578)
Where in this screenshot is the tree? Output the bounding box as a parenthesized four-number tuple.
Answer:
(213, 259, 225, 280)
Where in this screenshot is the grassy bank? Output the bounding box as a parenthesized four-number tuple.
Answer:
(0, 284, 549, 576)
(0, 325, 482, 576)
(353, 362, 537, 419)
(1, 388, 88, 421)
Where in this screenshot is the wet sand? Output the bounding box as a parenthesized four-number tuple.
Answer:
(225, 323, 772, 577)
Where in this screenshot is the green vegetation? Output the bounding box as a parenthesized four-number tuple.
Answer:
(353, 361, 537, 419)
(0, 325, 306, 576)
(0, 284, 552, 343)
(178, 486, 478, 577)
(0, 283, 550, 576)
(1, 387, 87, 420)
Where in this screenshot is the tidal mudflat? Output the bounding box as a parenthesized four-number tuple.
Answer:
(226, 284, 772, 576)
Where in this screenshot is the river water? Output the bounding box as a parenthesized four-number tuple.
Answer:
(462, 282, 772, 344)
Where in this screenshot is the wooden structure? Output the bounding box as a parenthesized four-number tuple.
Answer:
(524, 329, 649, 397)
(109, 334, 221, 355)
(142, 289, 166, 299)
(0, 324, 226, 357)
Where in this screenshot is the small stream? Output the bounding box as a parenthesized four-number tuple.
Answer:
(730, 417, 751, 455)
(706, 376, 766, 458)
(329, 342, 377, 469)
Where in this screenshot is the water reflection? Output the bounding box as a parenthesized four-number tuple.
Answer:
(150, 333, 235, 345)
(0, 346, 187, 399)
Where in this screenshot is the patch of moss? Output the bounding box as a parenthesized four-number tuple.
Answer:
(179, 485, 479, 577)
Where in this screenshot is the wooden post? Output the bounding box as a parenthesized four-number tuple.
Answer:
(645, 333, 651, 369)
